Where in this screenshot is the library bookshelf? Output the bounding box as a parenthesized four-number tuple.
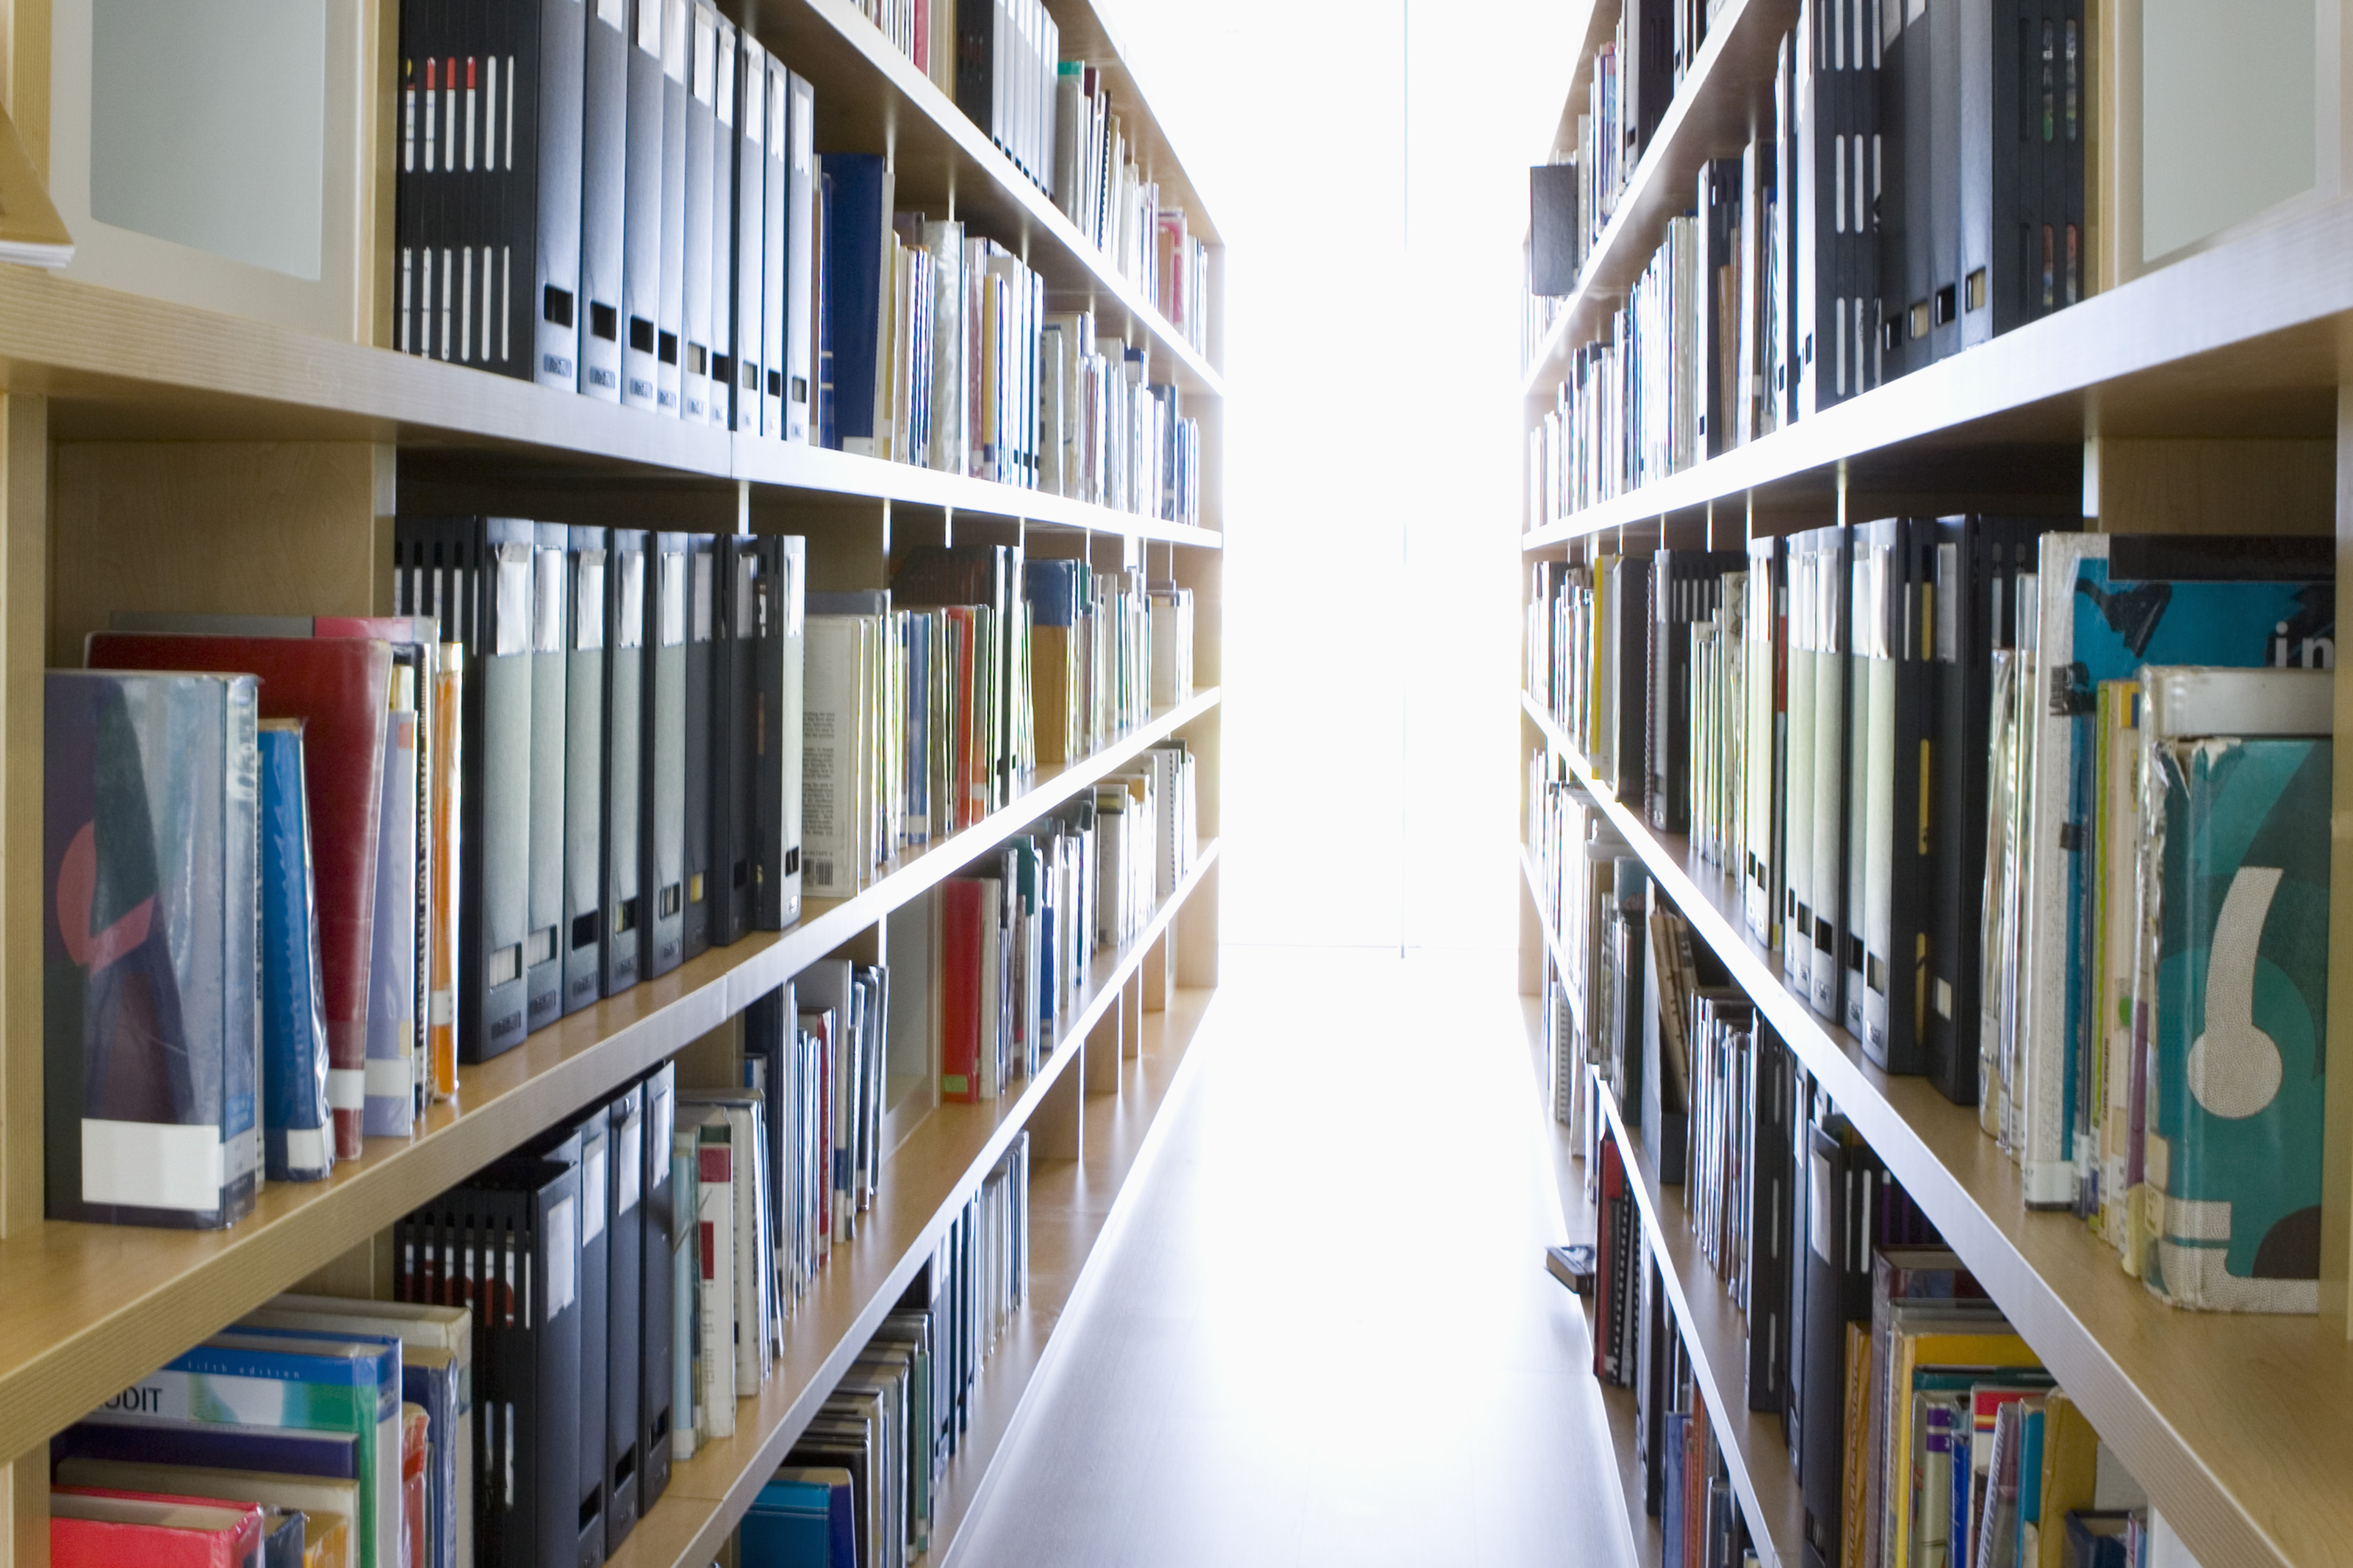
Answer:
(1517, 8, 2353, 1568)
(0, 1, 1223, 1566)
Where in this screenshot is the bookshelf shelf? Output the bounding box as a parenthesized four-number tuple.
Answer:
(0, 692, 1218, 1466)
(607, 852, 1218, 1568)
(1519, 0, 1798, 405)
(0, 263, 1218, 547)
(1521, 191, 2353, 550)
(717, 0, 1223, 399)
(1520, 689, 2349, 1568)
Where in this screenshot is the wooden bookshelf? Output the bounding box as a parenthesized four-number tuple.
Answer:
(1519, 871, 1807, 1568)
(0, 0, 1227, 1564)
(1521, 691, 2353, 1568)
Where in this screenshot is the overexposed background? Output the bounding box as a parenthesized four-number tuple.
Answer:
(1094, 0, 1573, 950)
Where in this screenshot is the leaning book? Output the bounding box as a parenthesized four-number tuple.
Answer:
(44, 669, 260, 1228)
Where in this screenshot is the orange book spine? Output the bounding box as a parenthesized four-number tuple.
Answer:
(428, 646, 464, 1099)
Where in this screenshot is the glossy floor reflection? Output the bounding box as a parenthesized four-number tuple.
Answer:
(953, 945, 1638, 1568)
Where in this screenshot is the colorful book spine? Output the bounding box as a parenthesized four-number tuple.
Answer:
(257, 720, 332, 1182)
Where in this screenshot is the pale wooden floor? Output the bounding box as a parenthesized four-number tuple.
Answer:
(951, 944, 1638, 1568)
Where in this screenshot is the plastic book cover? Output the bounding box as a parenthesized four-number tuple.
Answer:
(2020, 535, 2332, 1205)
(44, 669, 259, 1228)
(364, 706, 418, 1138)
(257, 722, 331, 1182)
(56, 1416, 358, 1480)
(2139, 691, 2330, 1312)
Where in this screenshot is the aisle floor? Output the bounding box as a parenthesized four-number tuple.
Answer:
(952, 945, 1638, 1568)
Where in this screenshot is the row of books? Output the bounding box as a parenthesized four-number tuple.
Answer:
(45, 517, 1197, 1228)
(1528, 524, 2336, 1312)
(1552, 882, 2199, 1568)
(855, 199, 1204, 521)
(844, 0, 1212, 356)
(805, 554, 1194, 897)
(391, 0, 1210, 500)
(736, 1134, 1029, 1568)
(42, 1064, 1035, 1568)
(1524, 0, 2090, 526)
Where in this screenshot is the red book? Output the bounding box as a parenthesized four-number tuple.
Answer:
(400, 1404, 428, 1568)
(938, 878, 985, 1103)
(52, 1488, 265, 1568)
(87, 634, 393, 1159)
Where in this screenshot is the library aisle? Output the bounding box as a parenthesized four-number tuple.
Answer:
(955, 944, 1637, 1567)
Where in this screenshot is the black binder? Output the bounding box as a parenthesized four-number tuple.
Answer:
(656, 0, 688, 417)
(604, 1082, 644, 1549)
(564, 526, 608, 1017)
(1860, 517, 1938, 1076)
(603, 530, 648, 996)
(397, 516, 534, 1061)
(1526, 163, 1579, 297)
(638, 1061, 677, 1509)
(781, 69, 816, 443)
(396, 1154, 581, 1568)
(581, 0, 629, 400)
(710, 535, 758, 946)
(1956, 0, 2033, 346)
(680, 535, 716, 963)
(731, 33, 767, 436)
(520, 1110, 608, 1568)
(1744, 1024, 1795, 1413)
(641, 532, 689, 979)
(1611, 555, 1651, 803)
(680, 0, 717, 424)
(1696, 159, 1740, 460)
(752, 534, 806, 930)
(1926, 515, 2053, 1102)
(528, 524, 568, 1034)
(1878, 0, 1918, 383)
(760, 54, 789, 439)
(621, 0, 666, 410)
(1927, 0, 1964, 363)
(1797, 1118, 1879, 1567)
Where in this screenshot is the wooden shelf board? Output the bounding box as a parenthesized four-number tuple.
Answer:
(926, 986, 1217, 1567)
(0, 261, 1216, 548)
(1519, 960, 1805, 1566)
(1519, 0, 1798, 403)
(746, 0, 1223, 400)
(608, 875, 1220, 1568)
(0, 691, 1218, 1464)
(1523, 194, 2353, 551)
(1526, 692, 2353, 1568)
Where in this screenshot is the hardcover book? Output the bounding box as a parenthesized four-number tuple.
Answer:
(44, 669, 260, 1228)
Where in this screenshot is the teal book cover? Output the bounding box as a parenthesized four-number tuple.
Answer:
(2144, 731, 2330, 1312)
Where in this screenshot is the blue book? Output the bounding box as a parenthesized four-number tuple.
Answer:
(1023, 559, 1082, 628)
(820, 153, 889, 455)
(44, 669, 260, 1228)
(257, 720, 332, 1181)
(121, 1330, 400, 1568)
(2138, 666, 2332, 1312)
(2022, 534, 2334, 1207)
(743, 1472, 853, 1568)
(56, 1415, 360, 1479)
(1660, 1412, 1687, 1568)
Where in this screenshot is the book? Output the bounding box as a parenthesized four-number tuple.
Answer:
(2134, 664, 2331, 1312)
(367, 694, 422, 1134)
(51, 1493, 265, 1568)
(44, 669, 260, 1228)
(53, 1463, 357, 1568)
(256, 720, 332, 1182)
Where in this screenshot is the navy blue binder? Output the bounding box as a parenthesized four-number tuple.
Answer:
(602, 530, 648, 997)
(563, 527, 608, 1017)
(580, 0, 629, 400)
(640, 533, 688, 979)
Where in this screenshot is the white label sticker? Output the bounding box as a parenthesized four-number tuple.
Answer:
(584, 1146, 608, 1241)
(547, 1196, 578, 1314)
